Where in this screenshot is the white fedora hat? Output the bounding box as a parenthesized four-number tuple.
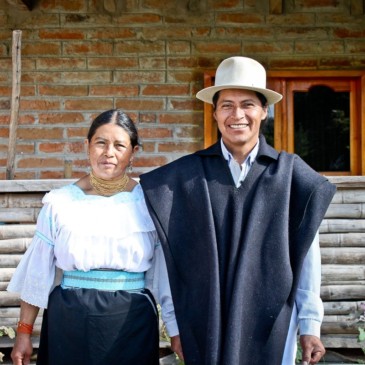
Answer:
(196, 56, 283, 105)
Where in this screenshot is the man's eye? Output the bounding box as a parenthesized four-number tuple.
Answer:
(221, 104, 233, 109)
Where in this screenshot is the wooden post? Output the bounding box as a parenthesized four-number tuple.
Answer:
(6, 30, 22, 180)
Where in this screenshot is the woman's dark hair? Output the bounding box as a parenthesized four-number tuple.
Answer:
(87, 109, 140, 148)
(212, 90, 268, 110)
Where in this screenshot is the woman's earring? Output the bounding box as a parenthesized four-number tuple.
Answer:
(128, 160, 133, 174)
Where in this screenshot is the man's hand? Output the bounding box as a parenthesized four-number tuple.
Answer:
(170, 335, 184, 361)
(300, 335, 325, 364)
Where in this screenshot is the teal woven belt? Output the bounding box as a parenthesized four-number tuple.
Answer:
(61, 270, 145, 291)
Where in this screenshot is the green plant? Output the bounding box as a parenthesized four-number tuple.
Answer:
(0, 326, 15, 363)
(357, 303, 365, 354)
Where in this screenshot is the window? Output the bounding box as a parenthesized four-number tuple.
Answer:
(203, 70, 365, 175)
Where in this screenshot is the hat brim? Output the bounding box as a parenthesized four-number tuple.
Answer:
(196, 85, 283, 105)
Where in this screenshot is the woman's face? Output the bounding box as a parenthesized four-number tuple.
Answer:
(86, 123, 138, 180)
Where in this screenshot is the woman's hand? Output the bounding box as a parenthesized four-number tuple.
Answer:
(11, 333, 33, 365)
(170, 335, 184, 361)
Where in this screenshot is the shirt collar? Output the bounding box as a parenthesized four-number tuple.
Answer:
(220, 138, 260, 167)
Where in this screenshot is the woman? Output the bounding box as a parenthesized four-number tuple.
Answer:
(7, 109, 180, 365)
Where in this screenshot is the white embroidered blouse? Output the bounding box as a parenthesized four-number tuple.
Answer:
(7, 183, 178, 336)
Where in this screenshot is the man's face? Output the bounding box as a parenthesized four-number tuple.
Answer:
(214, 89, 268, 153)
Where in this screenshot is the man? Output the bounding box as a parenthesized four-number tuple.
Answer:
(140, 57, 336, 365)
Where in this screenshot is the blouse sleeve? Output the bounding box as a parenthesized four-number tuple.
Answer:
(7, 202, 56, 309)
(145, 235, 179, 337)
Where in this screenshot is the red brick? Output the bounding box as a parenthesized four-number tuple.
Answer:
(115, 71, 165, 84)
(39, 113, 85, 124)
(64, 42, 113, 56)
(61, 71, 112, 84)
(116, 99, 164, 111)
(89, 85, 138, 97)
(39, 85, 88, 96)
(211, 0, 241, 8)
(139, 142, 155, 153)
(159, 113, 197, 124)
(20, 99, 61, 111)
(141, 27, 192, 40)
(175, 126, 203, 139)
(0, 144, 34, 154)
(0, 45, 6, 57)
(167, 71, 196, 83)
(40, 171, 69, 179)
(22, 71, 62, 84)
(167, 41, 191, 55)
(66, 127, 89, 139)
(347, 41, 365, 53)
(319, 57, 354, 68)
(64, 14, 112, 26)
(114, 13, 161, 24)
(168, 57, 198, 68)
(65, 99, 113, 111)
(17, 127, 64, 140)
(68, 141, 85, 153)
(41, 0, 86, 12)
(158, 142, 202, 153)
(115, 41, 164, 55)
(296, 0, 344, 9)
(37, 58, 86, 70)
(139, 128, 172, 139)
(194, 42, 241, 54)
(269, 58, 318, 69)
(13, 171, 36, 179)
(267, 14, 315, 25)
(19, 115, 36, 125)
(88, 29, 136, 39)
(0, 73, 10, 83)
(141, 85, 189, 96)
(169, 99, 201, 111)
(39, 29, 85, 40)
(244, 41, 294, 54)
(88, 58, 138, 70)
(38, 142, 67, 153)
(216, 13, 264, 24)
(138, 113, 157, 124)
(21, 14, 60, 28)
(134, 155, 169, 167)
(334, 28, 365, 38)
(0, 115, 10, 125)
(17, 157, 65, 168)
(22, 42, 61, 56)
(0, 87, 11, 96)
(140, 57, 166, 69)
(295, 41, 344, 54)
(0, 59, 11, 72)
(0, 100, 10, 110)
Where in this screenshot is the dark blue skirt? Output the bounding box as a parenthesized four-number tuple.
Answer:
(37, 286, 159, 365)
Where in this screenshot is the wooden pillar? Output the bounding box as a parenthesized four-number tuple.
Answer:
(6, 30, 22, 180)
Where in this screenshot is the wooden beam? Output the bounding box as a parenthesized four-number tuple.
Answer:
(6, 30, 22, 180)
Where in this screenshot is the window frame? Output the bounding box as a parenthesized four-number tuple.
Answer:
(203, 70, 365, 175)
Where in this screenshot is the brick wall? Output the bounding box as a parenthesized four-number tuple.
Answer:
(0, 0, 364, 179)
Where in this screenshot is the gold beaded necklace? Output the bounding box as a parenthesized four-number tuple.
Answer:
(89, 169, 130, 196)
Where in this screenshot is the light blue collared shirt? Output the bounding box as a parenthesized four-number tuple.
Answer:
(220, 138, 324, 364)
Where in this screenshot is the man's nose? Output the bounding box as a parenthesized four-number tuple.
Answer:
(231, 106, 245, 119)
